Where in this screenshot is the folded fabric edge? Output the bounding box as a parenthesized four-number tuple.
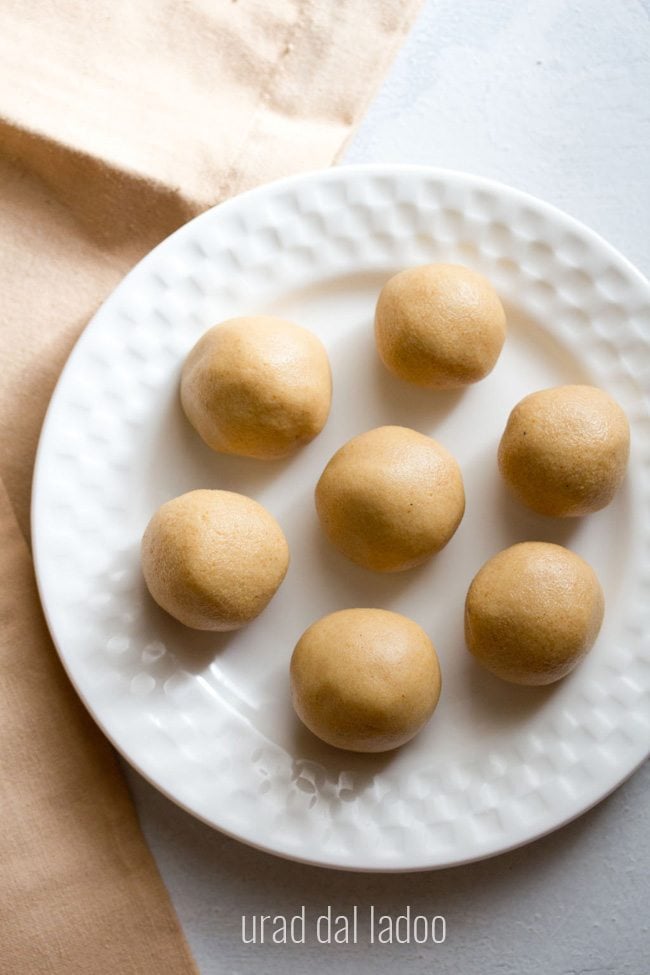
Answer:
(0, 474, 199, 974)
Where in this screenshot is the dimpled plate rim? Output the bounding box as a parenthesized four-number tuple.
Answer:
(32, 165, 650, 871)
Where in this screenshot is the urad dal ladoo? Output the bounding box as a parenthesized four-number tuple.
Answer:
(290, 609, 442, 752)
(498, 384, 630, 517)
(141, 489, 289, 631)
(180, 316, 332, 459)
(465, 542, 604, 686)
(374, 263, 506, 388)
(315, 425, 465, 572)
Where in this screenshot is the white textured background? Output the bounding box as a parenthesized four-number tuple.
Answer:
(125, 1, 650, 972)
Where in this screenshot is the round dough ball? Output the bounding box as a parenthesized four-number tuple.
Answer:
(180, 316, 332, 459)
(374, 263, 506, 388)
(498, 384, 630, 517)
(465, 542, 604, 685)
(315, 425, 465, 572)
(141, 489, 289, 631)
(290, 608, 442, 752)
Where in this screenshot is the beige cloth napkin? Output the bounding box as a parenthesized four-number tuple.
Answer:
(0, 1, 421, 971)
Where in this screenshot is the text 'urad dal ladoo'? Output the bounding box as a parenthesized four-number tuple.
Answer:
(290, 609, 442, 752)
(141, 489, 289, 631)
(465, 542, 604, 686)
(374, 262, 507, 388)
(180, 315, 332, 459)
(498, 384, 630, 517)
(315, 425, 465, 572)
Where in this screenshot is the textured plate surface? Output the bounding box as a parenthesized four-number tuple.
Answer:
(32, 165, 650, 871)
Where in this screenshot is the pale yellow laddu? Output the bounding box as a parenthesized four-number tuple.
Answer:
(375, 262, 507, 388)
(316, 425, 465, 571)
(181, 316, 332, 459)
(141, 490, 289, 630)
(0, 1, 422, 970)
(465, 541, 605, 685)
(498, 384, 630, 517)
(291, 608, 442, 752)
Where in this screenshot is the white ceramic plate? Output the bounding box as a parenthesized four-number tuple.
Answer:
(32, 165, 650, 871)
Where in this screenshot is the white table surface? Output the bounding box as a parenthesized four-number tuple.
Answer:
(124, 2, 650, 971)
